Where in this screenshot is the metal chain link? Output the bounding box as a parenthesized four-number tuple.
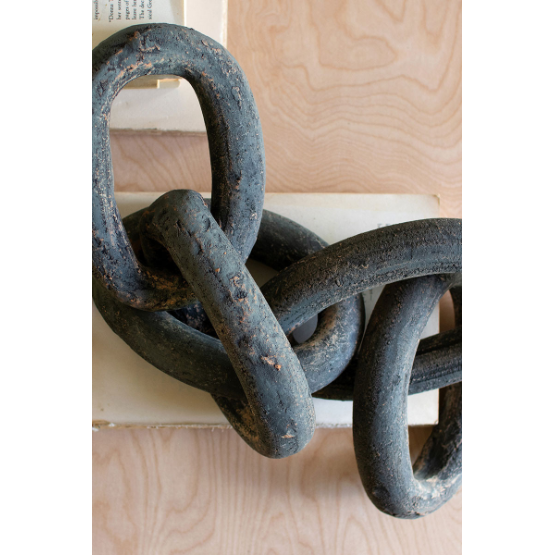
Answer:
(92, 24, 462, 519)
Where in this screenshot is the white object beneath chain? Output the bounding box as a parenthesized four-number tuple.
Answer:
(93, 193, 441, 429)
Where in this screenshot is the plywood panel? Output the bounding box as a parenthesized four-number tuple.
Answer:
(112, 0, 462, 218)
(111, 132, 212, 193)
(93, 428, 461, 555)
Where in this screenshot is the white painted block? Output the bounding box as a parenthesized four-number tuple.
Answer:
(93, 193, 441, 429)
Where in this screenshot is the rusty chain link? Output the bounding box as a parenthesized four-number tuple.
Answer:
(92, 24, 462, 519)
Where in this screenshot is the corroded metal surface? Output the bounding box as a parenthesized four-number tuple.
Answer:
(92, 24, 463, 518)
(353, 275, 462, 518)
(93, 24, 265, 311)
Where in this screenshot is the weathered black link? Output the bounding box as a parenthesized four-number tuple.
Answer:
(163, 203, 368, 385)
(314, 323, 462, 400)
(409, 327, 462, 395)
(93, 277, 245, 398)
(138, 190, 315, 458)
(93, 205, 366, 397)
(93, 24, 265, 311)
(93, 216, 461, 399)
(353, 274, 462, 518)
(262, 219, 462, 335)
(128, 201, 367, 383)
(116, 204, 217, 335)
(253, 209, 366, 391)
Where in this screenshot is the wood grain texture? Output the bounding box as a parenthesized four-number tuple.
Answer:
(111, 133, 212, 194)
(93, 428, 461, 555)
(112, 0, 461, 218)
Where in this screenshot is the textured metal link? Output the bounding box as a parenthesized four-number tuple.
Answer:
(92, 24, 463, 518)
(93, 23, 265, 311)
(353, 274, 462, 518)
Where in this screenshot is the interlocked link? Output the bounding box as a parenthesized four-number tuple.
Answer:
(92, 24, 463, 518)
(93, 23, 265, 311)
(141, 190, 316, 458)
(353, 274, 462, 518)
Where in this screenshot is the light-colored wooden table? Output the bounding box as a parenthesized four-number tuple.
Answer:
(93, 1, 462, 553)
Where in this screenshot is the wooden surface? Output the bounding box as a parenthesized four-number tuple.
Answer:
(95, 1, 463, 553)
(93, 428, 461, 555)
(111, 0, 461, 218)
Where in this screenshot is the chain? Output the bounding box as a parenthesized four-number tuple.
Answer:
(92, 24, 462, 519)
